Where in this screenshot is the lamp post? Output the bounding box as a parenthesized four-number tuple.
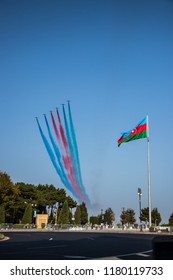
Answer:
(101, 209, 104, 221)
(32, 203, 37, 225)
(55, 202, 62, 225)
(100, 209, 104, 229)
(137, 188, 142, 231)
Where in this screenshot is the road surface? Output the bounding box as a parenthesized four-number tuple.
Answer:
(0, 231, 155, 260)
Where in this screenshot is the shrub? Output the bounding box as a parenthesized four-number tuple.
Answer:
(0, 233, 4, 239)
(41, 223, 45, 229)
(13, 224, 26, 229)
(22, 204, 32, 224)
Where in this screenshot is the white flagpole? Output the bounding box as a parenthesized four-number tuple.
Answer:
(147, 115, 152, 227)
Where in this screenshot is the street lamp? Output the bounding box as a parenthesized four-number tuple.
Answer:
(100, 209, 104, 229)
(137, 188, 142, 231)
(55, 202, 63, 225)
(101, 209, 104, 221)
(32, 203, 37, 225)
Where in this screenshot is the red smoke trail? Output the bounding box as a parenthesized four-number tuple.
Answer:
(50, 111, 66, 163)
(57, 108, 69, 153)
(50, 111, 62, 146)
(56, 108, 74, 172)
(51, 111, 70, 169)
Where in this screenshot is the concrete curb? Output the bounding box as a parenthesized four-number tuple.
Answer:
(0, 228, 172, 235)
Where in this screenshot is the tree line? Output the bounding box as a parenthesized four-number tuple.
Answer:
(120, 207, 162, 227)
(1, 171, 173, 227)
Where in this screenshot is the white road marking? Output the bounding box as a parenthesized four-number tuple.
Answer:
(136, 253, 150, 257)
(116, 249, 152, 258)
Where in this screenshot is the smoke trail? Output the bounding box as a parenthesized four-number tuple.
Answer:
(67, 101, 90, 204)
(44, 114, 62, 163)
(44, 114, 83, 200)
(50, 111, 69, 173)
(49, 112, 85, 202)
(44, 114, 67, 179)
(62, 106, 74, 157)
(56, 109, 86, 203)
(56, 108, 73, 172)
(50, 112, 75, 187)
(36, 117, 79, 201)
(50, 111, 62, 146)
(36, 103, 90, 205)
(62, 106, 79, 179)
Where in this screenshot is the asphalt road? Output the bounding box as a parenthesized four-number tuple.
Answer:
(0, 231, 156, 260)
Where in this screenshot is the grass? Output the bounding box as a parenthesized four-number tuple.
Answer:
(0, 232, 4, 239)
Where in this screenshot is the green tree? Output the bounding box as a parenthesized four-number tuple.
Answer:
(45, 185, 66, 206)
(66, 196, 77, 209)
(120, 208, 126, 226)
(152, 208, 161, 226)
(141, 207, 162, 225)
(0, 205, 5, 224)
(0, 172, 13, 205)
(80, 202, 88, 225)
(0, 171, 20, 223)
(74, 206, 81, 225)
(14, 182, 38, 223)
(66, 196, 77, 224)
(36, 185, 66, 214)
(168, 213, 173, 226)
(104, 208, 115, 226)
(15, 182, 37, 201)
(22, 203, 32, 224)
(140, 207, 149, 223)
(58, 200, 69, 227)
(120, 208, 136, 226)
(69, 209, 73, 224)
(90, 216, 99, 225)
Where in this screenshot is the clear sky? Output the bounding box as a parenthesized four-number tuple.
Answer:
(1, 0, 173, 224)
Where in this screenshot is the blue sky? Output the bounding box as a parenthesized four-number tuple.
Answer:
(0, 0, 173, 224)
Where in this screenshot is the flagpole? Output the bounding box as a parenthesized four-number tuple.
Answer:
(147, 115, 152, 227)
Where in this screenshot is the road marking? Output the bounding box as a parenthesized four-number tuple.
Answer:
(136, 253, 150, 257)
(116, 249, 152, 258)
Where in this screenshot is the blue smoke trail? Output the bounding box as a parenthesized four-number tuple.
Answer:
(44, 114, 64, 174)
(67, 102, 90, 205)
(36, 117, 80, 201)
